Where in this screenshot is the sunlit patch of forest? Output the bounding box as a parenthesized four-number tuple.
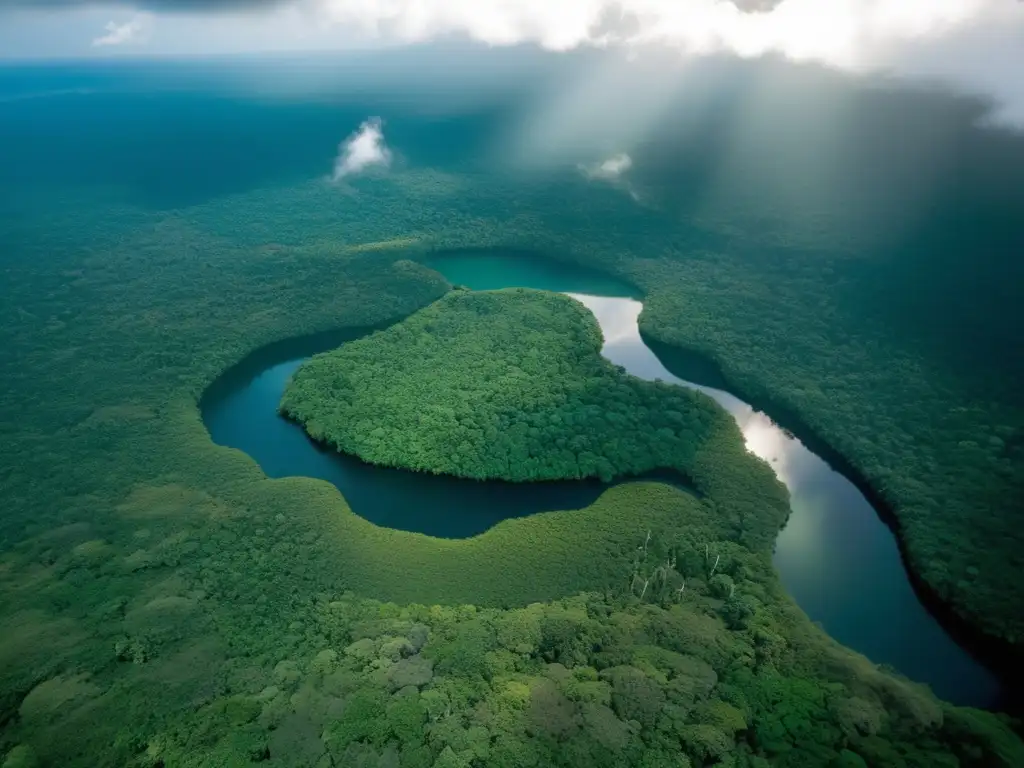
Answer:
(0, 154, 1022, 765)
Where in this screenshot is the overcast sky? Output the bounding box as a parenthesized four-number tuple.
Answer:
(2, 1, 1023, 124)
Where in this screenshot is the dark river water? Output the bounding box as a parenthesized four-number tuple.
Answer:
(201, 250, 1002, 708)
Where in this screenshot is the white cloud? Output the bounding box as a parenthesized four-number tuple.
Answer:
(316, 0, 608, 51)
(309, 0, 1012, 66)
(331, 117, 392, 181)
(5, 1, 1022, 125)
(310, 0, 1024, 124)
(580, 152, 633, 181)
(579, 153, 641, 201)
(91, 13, 153, 48)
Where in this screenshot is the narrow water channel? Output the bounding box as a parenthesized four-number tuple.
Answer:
(201, 352, 611, 539)
(201, 250, 1002, 708)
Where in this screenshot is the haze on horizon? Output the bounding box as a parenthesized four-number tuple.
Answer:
(1, 0, 1023, 127)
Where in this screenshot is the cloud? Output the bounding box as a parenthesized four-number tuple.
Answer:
(2, 1, 284, 9)
(320, 0, 1024, 127)
(91, 13, 152, 46)
(303, 0, 1004, 59)
(3, 1, 1023, 125)
(580, 153, 633, 181)
(579, 153, 641, 201)
(331, 117, 391, 181)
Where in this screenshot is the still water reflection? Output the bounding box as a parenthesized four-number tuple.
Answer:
(570, 293, 1000, 708)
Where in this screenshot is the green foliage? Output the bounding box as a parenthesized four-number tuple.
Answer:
(1, 746, 40, 768)
(630, 249, 1024, 647)
(495, 612, 542, 656)
(387, 692, 426, 744)
(428, 620, 495, 679)
(602, 666, 666, 729)
(325, 689, 390, 751)
(389, 657, 436, 691)
(680, 723, 734, 763)
(281, 288, 726, 485)
(833, 750, 869, 768)
(0, 121, 1020, 768)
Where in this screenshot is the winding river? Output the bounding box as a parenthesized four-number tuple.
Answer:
(202, 250, 1003, 709)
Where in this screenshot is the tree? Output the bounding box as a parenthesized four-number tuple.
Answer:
(601, 666, 666, 731)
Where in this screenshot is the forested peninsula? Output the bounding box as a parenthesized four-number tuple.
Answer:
(282, 289, 722, 484)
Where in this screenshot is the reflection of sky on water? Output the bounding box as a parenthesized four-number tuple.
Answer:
(567, 292, 1000, 707)
(569, 293, 796, 482)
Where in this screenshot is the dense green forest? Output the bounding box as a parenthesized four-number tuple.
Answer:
(283, 289, 731, 484)
(407, 177, 1024, 654)
(1, 151, 1022, 762)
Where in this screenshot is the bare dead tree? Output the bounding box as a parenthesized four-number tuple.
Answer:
(710, 554, 720, 578)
